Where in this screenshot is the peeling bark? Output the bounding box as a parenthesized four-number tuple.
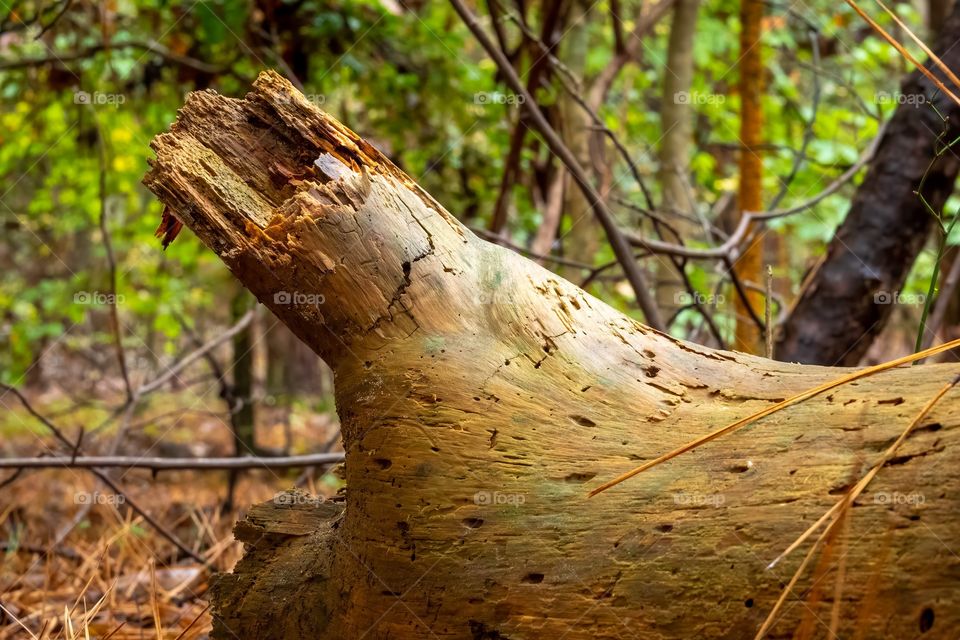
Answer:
(145, 72, 960, 639)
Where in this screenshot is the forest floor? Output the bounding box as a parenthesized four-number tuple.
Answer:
(0, 387, 342, 639)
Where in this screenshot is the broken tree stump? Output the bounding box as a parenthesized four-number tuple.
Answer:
(144, 71, 960, 639)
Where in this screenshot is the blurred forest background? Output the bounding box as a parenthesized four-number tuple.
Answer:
(1, 0, 959, 637)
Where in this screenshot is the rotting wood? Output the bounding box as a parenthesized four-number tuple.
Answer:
(145, 71, 960, 640)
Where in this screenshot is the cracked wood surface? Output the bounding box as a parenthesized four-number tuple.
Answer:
(145, 71, 960, 640)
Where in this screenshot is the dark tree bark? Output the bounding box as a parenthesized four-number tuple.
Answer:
(776, 3, 960, 365)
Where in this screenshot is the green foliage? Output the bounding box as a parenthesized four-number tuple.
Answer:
(0, 0, 950, 378)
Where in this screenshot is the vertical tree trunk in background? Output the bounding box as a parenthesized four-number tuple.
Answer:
(656, 0, 701, 318)
(529, 169, 564, 259)
(927, 0, 953, 35)
(488, 0, 566, 234)
(229, 287, 256, 454)
(777, 1, 960, 366)
(559, 0, 602, 282)
(734, 0, 765, 354)
(144, 72, 960, 639)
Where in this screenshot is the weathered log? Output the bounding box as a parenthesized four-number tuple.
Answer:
(144, 72, 960, 639)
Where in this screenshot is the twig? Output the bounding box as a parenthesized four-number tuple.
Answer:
(0, 453, 344, 470)
(725, 254, 767, 333)
(622, 124, 886, 259)
(88, 108, 134, 403)
(0, 384, 206, 564)
(448, 0, 666, 330)
(752, 504, 836, 639)
(492, 0, 657, 209)
(137, 310, 254, 397)
(35, 0, 72, 39)
(873, 0, 960, 91)
(173, 604, 210, 640)
(471, 226, 600, 270)
(588, 0, 676, 108)
(922, 249, 960, 349)
(767, 26, 821, 211)
(0, 40, 228, 75)
(765, 265, 774, 359)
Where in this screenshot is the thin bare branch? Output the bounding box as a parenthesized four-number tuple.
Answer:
(0, 453, 344, 471)
(449, 0, 666, 330)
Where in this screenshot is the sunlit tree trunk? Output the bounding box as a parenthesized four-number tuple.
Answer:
(734, 0, 765, 354)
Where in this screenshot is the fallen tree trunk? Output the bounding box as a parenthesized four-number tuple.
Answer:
(144, 72, 960, 639)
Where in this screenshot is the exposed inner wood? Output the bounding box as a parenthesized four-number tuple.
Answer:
(144, 71, 960, 640)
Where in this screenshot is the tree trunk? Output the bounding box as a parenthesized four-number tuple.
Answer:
(776, 2, 960, 365)
(229, 286, 256, 454)
(927, 0, 953, 35)
(144, 71, 960, 640)
(558, 0, 601, 283)
(657, 0, 701, 319)
(734, 0, 765, 354)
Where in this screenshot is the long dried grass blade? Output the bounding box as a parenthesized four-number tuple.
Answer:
(173, 604, 210, 640)
(767, 377, 956, 568)
(845, 0, 960, 106)
(0, 602, 39, 639)
(589, 337, 960, 496)
(754, 526, 827, 639)
(873, 0, 960, 89)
